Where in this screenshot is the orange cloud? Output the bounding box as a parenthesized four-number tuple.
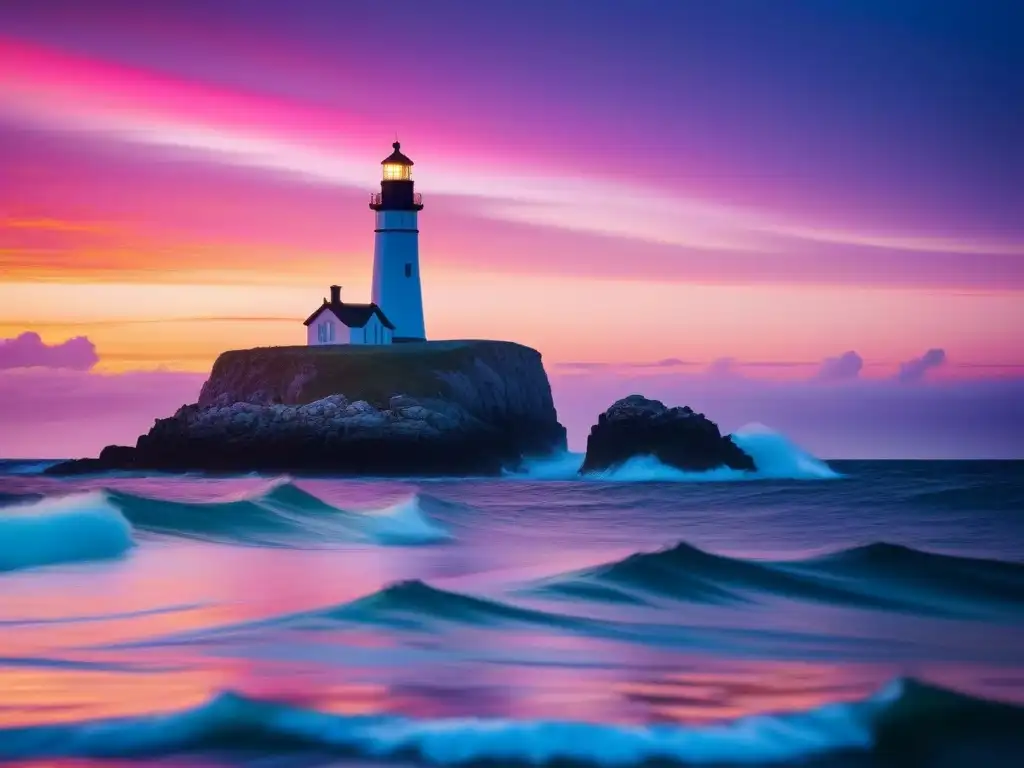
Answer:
(0, 220, 344, 284)
(1, 217, 118, 235)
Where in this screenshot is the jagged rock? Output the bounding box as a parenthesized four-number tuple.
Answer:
(46, 340, 567, 477)
(580, 394, 755, 475)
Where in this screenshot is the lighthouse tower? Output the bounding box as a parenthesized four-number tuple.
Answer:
(370, 141, 426, 342)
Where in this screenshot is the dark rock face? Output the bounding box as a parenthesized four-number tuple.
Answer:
(580, 395, 755, 475)
(45, 340, 567, 477)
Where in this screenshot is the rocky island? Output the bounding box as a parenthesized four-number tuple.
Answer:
(580, 394, 756, 475)
(47, 340, 567, 476)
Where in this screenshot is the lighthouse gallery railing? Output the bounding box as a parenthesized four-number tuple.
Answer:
(369, 192, 423, 206)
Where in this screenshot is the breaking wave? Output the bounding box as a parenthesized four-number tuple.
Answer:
(0, 483, 453, 564)
(0, 493, 135, 573)
(731, 423, 840, 479)
(0, 678, 1020, 765)
(109, 482, 453, 547)
(511, 424, 839, 481)
(532, 540, 1024, 618)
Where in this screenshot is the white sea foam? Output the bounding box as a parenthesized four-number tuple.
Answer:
(511, 424, 839, 481)
(0, 492, 136, 573)
(0, 679, 989, 766)
(346, 494, 455, 545)
(731, 423, 840, 479)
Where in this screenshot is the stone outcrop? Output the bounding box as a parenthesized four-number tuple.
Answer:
(46, 340, 567, 476)
(579, 394, 755, 475)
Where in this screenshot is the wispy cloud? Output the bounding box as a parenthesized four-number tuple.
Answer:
(554, 358, 696, 371)
(2, 316, 297, 328)
(1, 218, 118, 235)
(3, 38, 1022, 266)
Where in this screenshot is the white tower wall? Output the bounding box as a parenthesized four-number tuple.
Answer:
(371, 209, 425, 341)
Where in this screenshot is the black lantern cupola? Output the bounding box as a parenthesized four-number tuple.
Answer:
(370, 141, 423, 212)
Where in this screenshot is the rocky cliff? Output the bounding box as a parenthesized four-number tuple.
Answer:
(47, 340, 567, 476)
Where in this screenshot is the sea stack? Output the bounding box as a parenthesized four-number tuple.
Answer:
(580, 394, 755, 475)
(46, 341, 568, 477)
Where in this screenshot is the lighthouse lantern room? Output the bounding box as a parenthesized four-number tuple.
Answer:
(369, 141, 426, 342)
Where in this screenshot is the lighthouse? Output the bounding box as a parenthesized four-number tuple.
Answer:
(370, 141, 426, 342)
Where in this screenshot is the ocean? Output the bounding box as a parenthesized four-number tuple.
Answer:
(0, 428, 1022, 767)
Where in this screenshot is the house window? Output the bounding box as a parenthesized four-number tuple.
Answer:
(317, 321, 335, 343)
(404, 263, 412, 278)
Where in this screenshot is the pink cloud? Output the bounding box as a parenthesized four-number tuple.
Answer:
(0, 331, 99, 370)
(816, 351, 864, 382)
(896, 348, 947, 383)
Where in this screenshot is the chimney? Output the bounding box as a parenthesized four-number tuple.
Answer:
(330, 285, 341, 303)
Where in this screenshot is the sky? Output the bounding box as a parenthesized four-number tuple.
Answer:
(1, 0, 1023, 459)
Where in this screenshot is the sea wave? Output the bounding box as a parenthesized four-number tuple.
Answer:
(112, 482, 453, 547)
(292, 579, 589, 631)
(510, 424, 839, 481)
(531, 540, 1024, 618)
(0, 493, 135, 573)
(0, 483, 453, 559)
(0, 459, 60, 476)
(0, 678, 1020, 765)
(792, 541, 1024, 609)
(149, 579, 592, 642)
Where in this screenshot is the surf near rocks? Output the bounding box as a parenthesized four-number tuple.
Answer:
(580, 394, 755, 475)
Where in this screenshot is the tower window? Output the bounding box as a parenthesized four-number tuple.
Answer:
(404, 263, 412, 278)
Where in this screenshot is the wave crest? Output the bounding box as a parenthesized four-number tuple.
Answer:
(0, 678, 1020, 765)
(0, 492, 135, 573)
(317, 579, 582, 629)
(109, 482, 454, 547)
(532, 540, 1024, 617)
(1, 483, 453, 565)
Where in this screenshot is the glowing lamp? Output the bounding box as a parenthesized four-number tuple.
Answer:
(381, 141, 413, 181)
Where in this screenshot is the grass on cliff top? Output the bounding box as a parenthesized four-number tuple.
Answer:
(212, 339, 537, 407)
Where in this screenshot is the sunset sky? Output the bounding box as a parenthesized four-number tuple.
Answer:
(1, 0, 1022, 459)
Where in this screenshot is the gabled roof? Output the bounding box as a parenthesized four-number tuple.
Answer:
(303, 300, 396, 330)
(381, 141, 413, 166)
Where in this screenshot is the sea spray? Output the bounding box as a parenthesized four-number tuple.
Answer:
(509, 424, 839, 481)
(730, 423, 840, 479)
